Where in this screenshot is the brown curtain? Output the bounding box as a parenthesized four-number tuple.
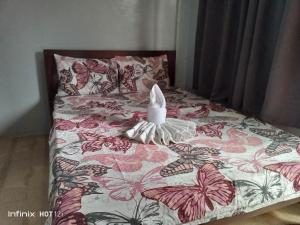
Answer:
(193, 0, 300, 128)
(261, 0, 300, 128)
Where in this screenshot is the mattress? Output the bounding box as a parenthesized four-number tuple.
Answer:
(46, 88, 300, 225)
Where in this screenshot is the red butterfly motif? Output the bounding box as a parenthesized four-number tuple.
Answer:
(109, 111, 147, 128)
(78, 101, 124, 112)
(98, 101, 124, 111)
(196, 122, 226, 138)
(134, 64, 152, 76)
(78, 132, 132, 153)
(160, 143, 223, 177)
(192, 128, 262, 153)
(59, 68, 73, 83)
(50, 157, 108, 200)
(72, 59, 109, 89)
(52, 188, 87, 225)
(88, 73, 118, 95)
(162, 60, 169, 78)
(185, 103, 226, 119)
(264, 162, 300, 191)
(166, 107, 181, 118)
(142, 164, 235, 223)
(153, 68, 168, 81)
(217, 148, 276, 173)
(209, 102, 226, 112)
(59, 68, 80, 95)
(120, 65, 140, 92)
(54, 115, 105, 131)
(147, 56, 161, 69)
(99, 74, 118, 95)
(94, 167, 166, 201)
(83, 144, 169, 173)
(151, 62, 169, 89)
(185, 105, 209, 118)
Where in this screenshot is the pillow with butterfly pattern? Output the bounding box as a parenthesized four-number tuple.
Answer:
(54, 54, 119, 96)
(114, 55, 170, 94)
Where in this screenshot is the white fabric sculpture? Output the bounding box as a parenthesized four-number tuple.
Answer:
(147, 84, 167, 125)
(125, 84, 196, 145)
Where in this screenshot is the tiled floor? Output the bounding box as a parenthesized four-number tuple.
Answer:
(0, 136, 299, 225)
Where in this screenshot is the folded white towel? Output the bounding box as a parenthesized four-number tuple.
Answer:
(125, 118, 196, 145)
(126, 84, 197, 145)
(147, 84, 166, 125)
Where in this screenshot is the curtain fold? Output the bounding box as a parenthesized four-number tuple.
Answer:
(193, 0, 300, 128)
(261, 0, 300, 127)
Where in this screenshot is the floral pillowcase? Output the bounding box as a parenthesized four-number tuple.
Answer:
(54, 54, 119, 96)
(114, 55, 170, 94)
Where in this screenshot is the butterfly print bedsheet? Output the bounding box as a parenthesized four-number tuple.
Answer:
(46, 88, 300, 225)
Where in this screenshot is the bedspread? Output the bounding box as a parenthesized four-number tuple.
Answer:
(46, 89, 300, 225)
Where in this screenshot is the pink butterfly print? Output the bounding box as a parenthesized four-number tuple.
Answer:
(54, 115, 105, 131)
(196, 122, 226, 138)
(264, 162, 300, 191)
(72, 59, 109, 89)
(153, 69, 168, 81)
(109, 111, 147, 128)
(67, 95, 115, 107)
(148, 56, 161, 69)
(59, 69, 80, 95)
(98, 74, 118, 96)
(59, 68, 73, 83)
(209, 102, 226, 112)
(121, 65, 138, 92)
(134, 64, 153, 76)
(96, 122, 113, 133)
(78, 132, 132, 153)
(93, 167, 166, 201)
(83, 144, 169, 172)
(77, 101, 125, 114)
(217, 148, 276, 173)
(54, 138, 66, 145)
(66, 96, 91, 107)
(152, 60, 169, 88)
(98, 101, 124, 111)
(192, 128, 262, 153)
(142, 164, 235, 223)
(52, 188, 87, 225)
(185, 103, 226, 119)
(166, 107, 181, 118)
(185, 105, 209, 118)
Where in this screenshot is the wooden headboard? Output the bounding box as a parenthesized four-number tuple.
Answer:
(44, 50, 176, 112)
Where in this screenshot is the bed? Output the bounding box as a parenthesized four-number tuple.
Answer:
(44, 49, 300, 225)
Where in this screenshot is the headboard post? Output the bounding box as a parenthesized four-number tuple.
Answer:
(44, 50, 176, 113)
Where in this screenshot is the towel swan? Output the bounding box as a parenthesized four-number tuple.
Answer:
(126, 84, 196, 145)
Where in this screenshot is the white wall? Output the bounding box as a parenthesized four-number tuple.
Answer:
(0, 0, 178, 136)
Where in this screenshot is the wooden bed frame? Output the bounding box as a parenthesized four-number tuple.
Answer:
(43, 49, 299, 224)
(44, 49, 176, 113)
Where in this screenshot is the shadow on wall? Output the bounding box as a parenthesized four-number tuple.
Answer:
(3, 52, 51, 136)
